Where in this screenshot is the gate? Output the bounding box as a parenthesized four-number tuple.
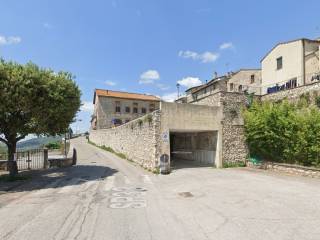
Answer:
(15, 149, 48, 171)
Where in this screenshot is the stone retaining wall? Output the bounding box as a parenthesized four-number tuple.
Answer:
(248, 162, 320, 178)
(89, 111, 161, 171)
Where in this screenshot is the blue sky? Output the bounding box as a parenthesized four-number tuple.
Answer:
(1, 0, 320, 132)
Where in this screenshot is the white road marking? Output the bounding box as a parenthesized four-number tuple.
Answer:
(109, 186, 147, 209)
(104, 176, 115, 192)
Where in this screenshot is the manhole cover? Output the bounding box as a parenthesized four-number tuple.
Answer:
(178, 192, 193, 198)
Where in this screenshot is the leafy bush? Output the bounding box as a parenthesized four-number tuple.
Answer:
(45, 141, 62, 150)
(243, 100, 320, 167)
(223, 161, 246, 168)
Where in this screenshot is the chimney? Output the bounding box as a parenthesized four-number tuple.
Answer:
(214, 72, 218, 79)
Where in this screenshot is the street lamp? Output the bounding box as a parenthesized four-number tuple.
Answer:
(176, 83, 180, 99)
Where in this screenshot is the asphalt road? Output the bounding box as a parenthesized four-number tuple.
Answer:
(0, 137, 320, 240)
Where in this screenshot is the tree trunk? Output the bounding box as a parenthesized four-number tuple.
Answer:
(7, 140, 18, 177)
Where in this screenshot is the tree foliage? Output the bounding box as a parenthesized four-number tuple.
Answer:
(243, 99, 320, 167)
(0, 59, 81, 175)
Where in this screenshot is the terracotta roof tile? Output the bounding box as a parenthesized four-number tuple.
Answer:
(94, 89, 160, 103)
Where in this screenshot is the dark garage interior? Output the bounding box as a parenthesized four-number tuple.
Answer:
(169, 131, 218, 169)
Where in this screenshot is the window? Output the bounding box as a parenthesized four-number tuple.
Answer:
(133, 102, 138, 114)
(277, 57, 283, 70)
(115, 101, 121, 113)
(238, 85, 243, 92)
(125, 107, 130, 113)
(230, 83, 234, 91)
(149, 108, 154, 112)
(141, 108, 146, 114)
(250, 74, 255, 84)
(149, 103, 155, 108)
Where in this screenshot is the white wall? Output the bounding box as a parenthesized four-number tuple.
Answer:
(261, 40, 303, 94)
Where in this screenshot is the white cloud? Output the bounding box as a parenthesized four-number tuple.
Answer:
(81, 101, 94, 113)
(161, 92, 178, 102)
(179, 50, 219, 63)
(177, 77, 202, 88)
(105, 80, 116, 86)
(139, 70, 160, 84)
(220, 42, 234, 50)
(0, 35, 21, 45)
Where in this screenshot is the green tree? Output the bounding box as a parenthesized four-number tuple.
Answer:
(0, 59, 81, 176)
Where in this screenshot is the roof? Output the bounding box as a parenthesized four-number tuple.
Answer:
(185, 85, 203, 93)
(191, 75, 230, 94)
(260, 38, 320, 62)
(93, 89, 160, 104)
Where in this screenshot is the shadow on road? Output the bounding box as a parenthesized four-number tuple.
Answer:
(0, 165, 118, 194)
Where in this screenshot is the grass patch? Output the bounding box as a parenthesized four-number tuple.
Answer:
(223, 161, 246, 168)
(88, 141, 127, 160)
(101, 145, 115, 154)
(152, 167, 160, 174)
(115, 152, 126, 159)
(0, 174, 31, 182)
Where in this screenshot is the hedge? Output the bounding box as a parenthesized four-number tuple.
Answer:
(243, 99, 320, 168)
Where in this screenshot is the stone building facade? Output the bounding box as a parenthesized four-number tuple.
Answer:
(91, 89, 160, 129)
(227, 69, 262, 95)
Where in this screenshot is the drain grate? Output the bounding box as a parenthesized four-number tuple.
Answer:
(178, 192, 193, 198)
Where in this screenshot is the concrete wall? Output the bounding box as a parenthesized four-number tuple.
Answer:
(159, 102, 223, 167)
(90, 110, 161, 170)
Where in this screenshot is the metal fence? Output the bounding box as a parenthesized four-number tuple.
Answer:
(0, 149, 48, 171)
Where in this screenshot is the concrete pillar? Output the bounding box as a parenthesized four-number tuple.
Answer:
(215, 130, 223, 168)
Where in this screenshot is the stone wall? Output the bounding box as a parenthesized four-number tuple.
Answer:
(90, 110, 161, 170)
(220, 92, 248, 164)
(261, 81, 320, 103)
(248, 162, 320, 178)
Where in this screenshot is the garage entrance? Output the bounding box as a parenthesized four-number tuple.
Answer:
(170, 131, 218, 169)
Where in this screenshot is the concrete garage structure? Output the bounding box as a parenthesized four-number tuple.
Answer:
(159, 102, 222, 169)
(89, 98, 246, 171)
